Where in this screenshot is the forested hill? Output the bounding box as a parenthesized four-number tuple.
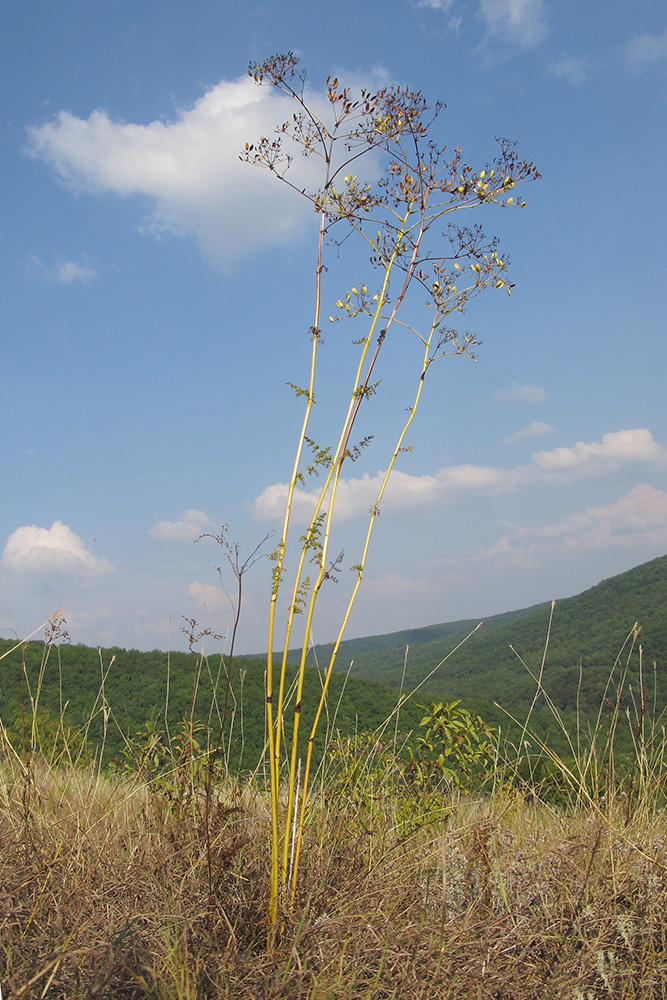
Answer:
(284, 554, 667, 727)
(2, 554, 666, 766)
(0, 642, 423, 769)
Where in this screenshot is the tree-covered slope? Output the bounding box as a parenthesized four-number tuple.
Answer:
(0, 641, 423, 769)
(287, 554, 667, 730)
(4, 554, 665, 767)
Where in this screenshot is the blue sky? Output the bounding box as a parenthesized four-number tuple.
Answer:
(1, 0, 666, 655)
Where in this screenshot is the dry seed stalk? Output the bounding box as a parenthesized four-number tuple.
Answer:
(244, 52, 539, 939)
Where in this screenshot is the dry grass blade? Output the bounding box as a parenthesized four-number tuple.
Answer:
(2, 739, 667, 998)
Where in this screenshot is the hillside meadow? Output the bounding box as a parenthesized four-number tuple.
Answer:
(2, 729, 667, 998)
(2, 554, 667, 997)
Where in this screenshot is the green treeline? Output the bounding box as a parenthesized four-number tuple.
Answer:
(0, 640, 424, 770)
(2, 553, 666, 769)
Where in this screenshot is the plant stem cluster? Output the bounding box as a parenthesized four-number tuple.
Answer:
(244, 52, 539, 939)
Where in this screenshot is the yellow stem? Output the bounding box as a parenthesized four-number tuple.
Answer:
(279, 211, 412, 883)
(290, 314, 436, 905)
(266, 205, 326, 939)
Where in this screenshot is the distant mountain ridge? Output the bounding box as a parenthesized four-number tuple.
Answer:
(277, 554, 667, 723)
(2, 554, 665, 765)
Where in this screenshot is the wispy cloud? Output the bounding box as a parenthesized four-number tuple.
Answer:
(413, 0, 462, 28)
(415, 0, 547, 47)
(252, 429, 666, 522)
(27, 253, 97, 284)
(549, 54, 590, 85)
(149, 509, 215, 542)
(414, 0, 456, 10)
(55, 259, 97, 284)
(2, 521, 113, 575)
(188, 581, 227, 609)
(504, 420, 554, 443)
(362, 569, 434, 600)
(492, 381, 546, 402)
(482, 483, 667, 563)
(477, 0, 548, 49)
(26, 73, 383, 270)
(625, 29, 667, 69)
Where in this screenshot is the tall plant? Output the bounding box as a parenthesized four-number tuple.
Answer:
(244, 53, 539, 937)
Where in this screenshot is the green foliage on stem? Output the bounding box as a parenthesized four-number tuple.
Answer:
(407, 700, 498, 789)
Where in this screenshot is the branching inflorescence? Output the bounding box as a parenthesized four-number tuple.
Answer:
(243, 52, 539, 940)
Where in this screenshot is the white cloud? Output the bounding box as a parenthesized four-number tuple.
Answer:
(482, 484, 667, 563)
(549, 54, 590, 85)
(55, 259, 97, 284)
(252, 428, 666, 522)
(478, 0, 548, 48)
(492, 381, 547, 402)
(188, 581, 228, 609)
(414, 0, 456, 8)
(625, 29, 667, 69)
(414, 0, 463, 32)
(149, 509, 215, 541)
(530, 428, 664, 479)
(26, 73, 379, 270)
(414, 0, 461, 21)
(505, 420, 554, 443)
(64, 605, 114, 633)
(252, 463, 518, 523)
(2, 521, 113, 575)
(362, 569, 433, 599)
(27, 253, 97, 284)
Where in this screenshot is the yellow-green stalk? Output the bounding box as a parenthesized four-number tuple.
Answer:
(245, 53, 539, 940)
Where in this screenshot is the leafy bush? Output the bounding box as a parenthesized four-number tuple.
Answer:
(406, 700, 498, 789)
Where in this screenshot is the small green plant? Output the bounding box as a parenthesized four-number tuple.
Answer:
(115, 715, 216, 819)
(327, 730, 400, 803)
(244, 53, 538, 937)
(9, 704, 91, 768)
(406, 700, 498, 789)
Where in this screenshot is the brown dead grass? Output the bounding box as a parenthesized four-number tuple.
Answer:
(2, 760, 667, 999)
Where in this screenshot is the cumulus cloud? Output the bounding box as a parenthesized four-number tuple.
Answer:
(478, 0, 548, 48)
(530, 428, 664, 479)
(149, 509, 215, 541)
(483, 484, 667, 563)
(2, 521, 113, 575)
(625, 29, 667, 69)
(252, 429, 666, 522)
(505, 421, 554, 443)
(492, 381, 546, 403)
(253, 463, 519, 523)
(26, 73, 382, 269)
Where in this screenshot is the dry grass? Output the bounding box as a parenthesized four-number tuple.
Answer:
(2, 751, 667, 1000)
